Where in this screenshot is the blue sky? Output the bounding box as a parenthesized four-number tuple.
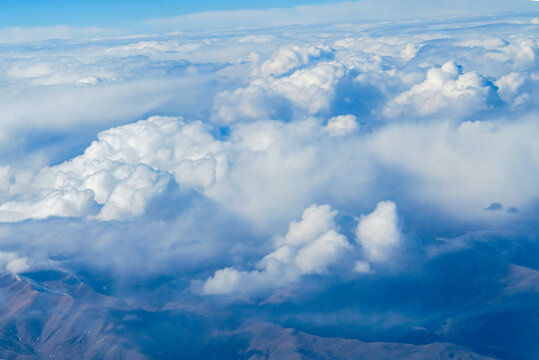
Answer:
(0, 0, 341, 27)
(2, 0, 536, 36)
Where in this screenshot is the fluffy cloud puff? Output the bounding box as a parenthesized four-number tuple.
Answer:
(0, 117, 225, 221)
(203, 200, 406, 295)
(212, 45, 344, 124)
(355, 201, 401, 263)
(324, 114, 358, 136)
(383, 61, 499, 118)
(0, 251, 29, 275)
(256, 45, 334, 77)
(202, 204, 351, 295)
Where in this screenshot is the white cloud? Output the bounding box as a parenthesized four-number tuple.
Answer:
(0, 251, 29, 275)
(495, 72, 529, 106)
(2, 104, 536, 227)
(266, 62, 345, 115)
(294, 230, 351, 274)
(324, 115, 358, 136)
(0, 189, 96, 222)
(0, 26, 115, 44)
(0, 116, 225, 221)
(276, 204, 338, 247)
(238, 34, 275, 43)
(212, 44, 345, 124)
(0, 77, 199, 147)
(484, 39, 538, 70)
(334, 36, 422, 62)
(356, 201, 401, 263)
(384, 61, 497, 118)
(369, 119, 539, 218)
(105, 40, 203, 57)
(203, 204, 351, 295)
(257, 45, 333, 77)
(354, 260, 374, 274)
(211, 85, 285, 124)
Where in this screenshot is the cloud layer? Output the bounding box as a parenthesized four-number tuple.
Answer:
(0, 3, 538, 359)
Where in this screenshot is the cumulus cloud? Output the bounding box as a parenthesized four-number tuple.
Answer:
(384, 61, 499, 118)
(494, 72, 530, 106)
(212, 44, 345, 124)
(0, 117, 225, 221)
(356, 201, 401, 263)
(0, 251, 30, 275)
(203, 204, 351, 295)
(0, 189, 97, 222)
(211, 85, 289, 124)
(256, 45, 334, 77)
(324, 115, 358, 136)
